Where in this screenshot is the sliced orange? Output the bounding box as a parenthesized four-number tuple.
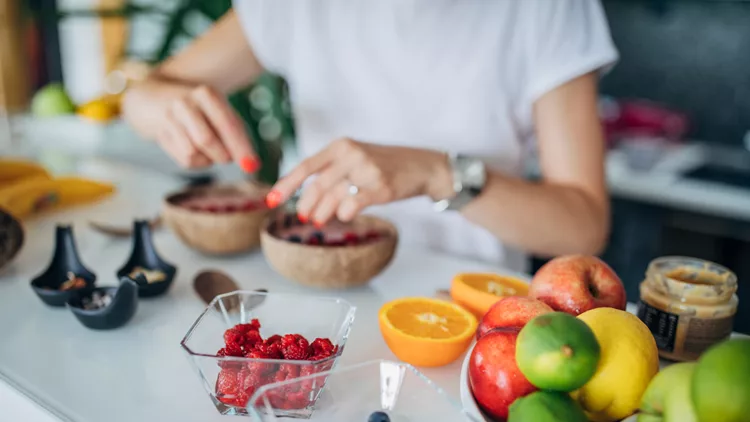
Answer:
(379, 297, 478, 367)
(450, 273, 530, 318)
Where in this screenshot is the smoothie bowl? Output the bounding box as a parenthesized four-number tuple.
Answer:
(180, 291, 356, 417)
(261, 213, 398, 289)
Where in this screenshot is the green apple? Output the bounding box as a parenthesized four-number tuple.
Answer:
(692, 339, 750, 422)
(31, 83, 76, 117)
(638, 362, 698, 422)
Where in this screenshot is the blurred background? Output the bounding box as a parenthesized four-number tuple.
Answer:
(1, 0, 749, 331)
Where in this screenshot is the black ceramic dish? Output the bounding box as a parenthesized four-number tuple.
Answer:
(116, 220, 177, 298)
(66, 277, 139, 330)
(31, 225, 96, 307)
(0, 209, 24, 273)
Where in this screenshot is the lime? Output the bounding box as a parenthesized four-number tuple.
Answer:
(508, 391, 587, 422)
(31, 83, 76, 117)
(692, 338, 750, 422)
(516, 312, 600, 392)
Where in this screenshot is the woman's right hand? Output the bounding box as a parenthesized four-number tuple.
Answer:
(123, 82, 259, 172)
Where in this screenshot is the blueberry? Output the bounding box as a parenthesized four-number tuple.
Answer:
(368, 411, 390, 422)
(309, 232, 325, 244)
(287, 235, 302, 243)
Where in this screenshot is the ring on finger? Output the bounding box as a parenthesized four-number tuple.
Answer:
(347, 183, 360, 196)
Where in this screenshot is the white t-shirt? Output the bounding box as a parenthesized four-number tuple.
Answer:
(234, 0, 618, 272)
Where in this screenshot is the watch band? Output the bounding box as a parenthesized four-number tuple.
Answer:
(433, 153, 487, 212)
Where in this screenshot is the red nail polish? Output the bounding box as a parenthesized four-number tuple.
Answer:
(240, 156, 260, 173)
(265, 190, 282, 209)
(297, 213, 308, 224)
(313, 220, 324, 229)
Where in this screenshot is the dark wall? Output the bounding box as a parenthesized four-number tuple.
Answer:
(600, 0, 750, 145)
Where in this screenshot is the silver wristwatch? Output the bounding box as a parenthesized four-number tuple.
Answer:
(433, 153, 487, 212)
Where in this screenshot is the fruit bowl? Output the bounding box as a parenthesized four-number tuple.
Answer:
(162, 181, 272, 255)
(260, 213, 398, 289)
(180, 290, 356, 417)
(249, 359, 479, 421)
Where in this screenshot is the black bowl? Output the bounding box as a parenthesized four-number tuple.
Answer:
(67, 278, 138, 330)
(116, 220, 177, 298)
(31, 225, 96, 307)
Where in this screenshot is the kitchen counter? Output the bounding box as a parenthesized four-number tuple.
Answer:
(0, 156, 524, 422)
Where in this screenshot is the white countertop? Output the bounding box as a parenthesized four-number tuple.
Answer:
(0, 156, 523, 422)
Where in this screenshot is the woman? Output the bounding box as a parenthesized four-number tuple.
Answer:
(123, 0, 618, 272)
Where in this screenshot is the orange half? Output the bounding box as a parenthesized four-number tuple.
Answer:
(450, 273, 529, 318)
(379, 297, 477, 367)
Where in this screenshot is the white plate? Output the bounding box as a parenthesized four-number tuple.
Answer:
(459, 341, 491, 422)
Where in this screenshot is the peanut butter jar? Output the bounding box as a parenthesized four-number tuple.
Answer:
(637, 256, 739, 362)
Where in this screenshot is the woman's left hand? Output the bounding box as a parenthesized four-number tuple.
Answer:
(265, 138, 453, 226)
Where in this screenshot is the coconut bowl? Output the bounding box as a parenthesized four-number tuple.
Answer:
(261, 213, 398, 289)
(162, 181, 272, 255)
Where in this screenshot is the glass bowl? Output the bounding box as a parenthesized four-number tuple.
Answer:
(180, 290, 356, 417)
(248, 360, 480, 421)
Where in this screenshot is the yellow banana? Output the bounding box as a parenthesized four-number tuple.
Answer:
(0, 159, 52, 189)
(0, 177, 116, 220)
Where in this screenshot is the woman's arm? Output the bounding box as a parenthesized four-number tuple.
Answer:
(266, 72, 609, 257)
(122, 10, 262, 170)
(456, 72, 609, 257)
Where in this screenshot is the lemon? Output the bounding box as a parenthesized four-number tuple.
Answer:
(77, 96, 120, 122)
(571, 308, 659, 422)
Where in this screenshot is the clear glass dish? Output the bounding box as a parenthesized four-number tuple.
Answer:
(180, 290, 356, 417)
(248, 360, 480, 422)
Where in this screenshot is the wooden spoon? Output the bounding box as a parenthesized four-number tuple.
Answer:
(193, 269, 267, 312)
(89, 216, 162, 238)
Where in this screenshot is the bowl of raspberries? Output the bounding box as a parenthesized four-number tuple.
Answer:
(162, 181, 272, 255)
(180, 290, 356, 417)
(261, 213, 398, 289)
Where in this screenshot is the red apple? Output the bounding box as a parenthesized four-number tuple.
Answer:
(528, 255, 626, 316)
(476, 296, 553, 340)
(469, 330, 537, 421)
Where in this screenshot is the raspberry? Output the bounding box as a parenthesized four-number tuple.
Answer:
(310, 338, 335, 357)
(217, 342, 244, 357)
(224, 328, 246, 348)
(216, 368, 240, 397)
(281, 334, 310, 360)
(236, 319, 261, 333)
(257, 336, 283, 358)
(244, 330, 263, 348)
(343, 232, 359, 245)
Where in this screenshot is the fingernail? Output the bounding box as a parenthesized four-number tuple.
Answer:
(313, 220, 324, 229)
(240, 156, 260, 173)
(265, 190, 282, 209)
(297, 212, 308, 224)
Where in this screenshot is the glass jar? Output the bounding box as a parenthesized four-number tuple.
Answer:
(637, 256, 739, 362)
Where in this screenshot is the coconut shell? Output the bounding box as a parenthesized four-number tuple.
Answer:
(0, 209, 23, 274)
(162, 181, 271, 255)
(261, 213, 398, 289)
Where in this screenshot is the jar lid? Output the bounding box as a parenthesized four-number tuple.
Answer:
(646, 256, 738, 303)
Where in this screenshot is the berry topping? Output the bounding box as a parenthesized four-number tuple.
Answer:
(364, 230, 382, 242)
(368, 411, 391, 422)
(308, 232, 324, 245)
(343, 232, 360, 245)
(287, 235, 303, 243)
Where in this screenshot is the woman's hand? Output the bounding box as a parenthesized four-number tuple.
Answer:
(266, 138, 454, 226)
(157, 84, 258, 171)
(121, 10, 262, 172)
